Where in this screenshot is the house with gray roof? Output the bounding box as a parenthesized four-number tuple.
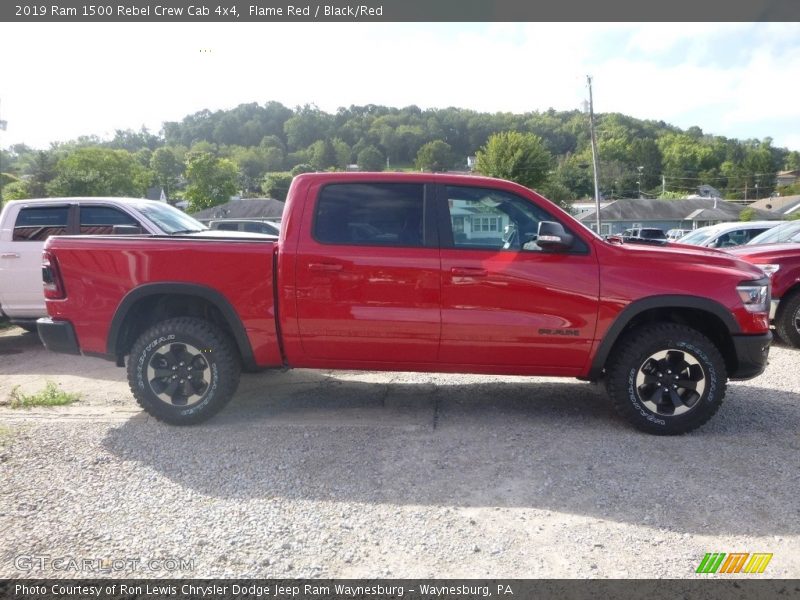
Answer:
(578, 197, 782, 237)
(749, 194, 800, 218)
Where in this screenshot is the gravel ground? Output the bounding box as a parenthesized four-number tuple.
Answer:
(1, 326, 799, 578)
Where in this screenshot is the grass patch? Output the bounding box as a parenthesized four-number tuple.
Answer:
(9, 382, 80, 408)
(0, 423, 14, 446)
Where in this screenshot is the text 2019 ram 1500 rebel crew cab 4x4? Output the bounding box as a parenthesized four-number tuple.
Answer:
(38, 173, 772, 434)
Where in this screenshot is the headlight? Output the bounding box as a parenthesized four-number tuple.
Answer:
(737, 283, 769, 313)
(755, 264, 780, 277)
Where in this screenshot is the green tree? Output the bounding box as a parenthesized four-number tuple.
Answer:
(475, 131, 552, 190)
(2, 180, 31, 201)
(184, 151, 238, 211)
(262, 172, 293, 202)
(784, 151, 800, 171)
(17, 150, 58, 198)
(290, 164, 314, 177)
(309, 139, 338, 170)
(739, 207, 755, 222)
(149, 146, 184, 198)
(357, 146, 385, 171)
(415, 140, 453, 172)
(332, 138, 351, 169)
(284, 105, 333, 151)
(48, 147, 151, 197)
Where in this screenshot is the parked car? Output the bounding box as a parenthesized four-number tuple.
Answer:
(38, 172, 771, 434)
(666, 228, 691, 241)
(620, 227, 667, 245)
(674, 221, 780, 248)
(746, 220, 800, 246)
(0, 198, 207, 331)
(729, 242, 800, 348)
(208, 219, 280, 235)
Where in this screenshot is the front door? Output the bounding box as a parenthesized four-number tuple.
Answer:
(438, 184, 600, 372)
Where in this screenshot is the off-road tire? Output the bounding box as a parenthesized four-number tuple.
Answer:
(127, 317, 240, 425)
(775, 291, 800, 349)
(605, 323, 727, 435)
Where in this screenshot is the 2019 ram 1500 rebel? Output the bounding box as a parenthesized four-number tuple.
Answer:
(37, 173, 772, 434)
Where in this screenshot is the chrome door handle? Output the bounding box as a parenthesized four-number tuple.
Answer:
(1, 253, 20, 259)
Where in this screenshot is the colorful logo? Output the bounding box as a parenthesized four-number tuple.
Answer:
(696, 552, 773, 574)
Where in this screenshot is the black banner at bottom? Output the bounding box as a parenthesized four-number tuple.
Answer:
(2, 580, 800, 600)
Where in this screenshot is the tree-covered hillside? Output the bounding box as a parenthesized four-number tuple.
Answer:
(2, 101, 798, 210)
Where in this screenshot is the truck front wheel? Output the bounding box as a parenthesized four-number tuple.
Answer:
(127, 317, 241, 425)
(605, 323, 727, 435)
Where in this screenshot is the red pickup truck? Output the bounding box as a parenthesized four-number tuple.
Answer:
(37, 173, 772, 434)
(729, 242, 800, 348)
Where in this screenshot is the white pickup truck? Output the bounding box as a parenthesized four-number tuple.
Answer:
(0, 197, 208, 331)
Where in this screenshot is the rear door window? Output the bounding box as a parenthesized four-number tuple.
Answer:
(79, 206, 139, 235)
(13, 206, 69, 241)
(314, 183, 425, 247)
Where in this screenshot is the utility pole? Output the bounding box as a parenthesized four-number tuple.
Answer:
(637, 165, 644, 198)
(662, 174, 666, 197)
(586, 75, 601, 234)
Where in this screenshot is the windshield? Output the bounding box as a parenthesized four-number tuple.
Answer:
(677, 228, 717, 246)
(747, 221, 800, 244)
(133, 202, 207, 234)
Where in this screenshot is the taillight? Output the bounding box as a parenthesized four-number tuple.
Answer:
(42, 250, 66, 299)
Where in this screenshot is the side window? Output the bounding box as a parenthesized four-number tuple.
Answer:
(13, 206, 69, 241)
(445, 185, 563, 252)
(214, 222, 240, 231)
(743, 228, 768, 242)
(79, 206, 138, 235)
(314, 183, 425, 247)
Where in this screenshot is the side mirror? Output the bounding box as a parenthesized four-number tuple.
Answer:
(536, 221, 574, 250)
(112, 225, 143, 235)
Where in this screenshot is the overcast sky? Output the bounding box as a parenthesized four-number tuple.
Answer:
(1, 22, 799, 150)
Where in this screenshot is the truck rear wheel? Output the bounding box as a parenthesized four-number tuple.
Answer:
(127, 317, 241, 425)
(775, 291, 800, 349)
(605, 323, 727, 435)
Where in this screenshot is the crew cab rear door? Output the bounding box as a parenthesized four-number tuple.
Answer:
(293, 181, 441, 363)
(437, 184, 599, 372)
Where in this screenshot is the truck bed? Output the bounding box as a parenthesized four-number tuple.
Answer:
(44, 234, 282, 367)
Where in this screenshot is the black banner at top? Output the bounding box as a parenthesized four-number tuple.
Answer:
(2, 0, 800, 22)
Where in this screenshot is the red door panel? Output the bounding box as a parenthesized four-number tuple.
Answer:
(295, 247, 441, 361)
(440, 249, 599, 368)
(293, 181, 441, 363)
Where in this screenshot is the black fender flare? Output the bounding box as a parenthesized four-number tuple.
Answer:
(107, 282, 257, 370)
(587, 295, 739, 379)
